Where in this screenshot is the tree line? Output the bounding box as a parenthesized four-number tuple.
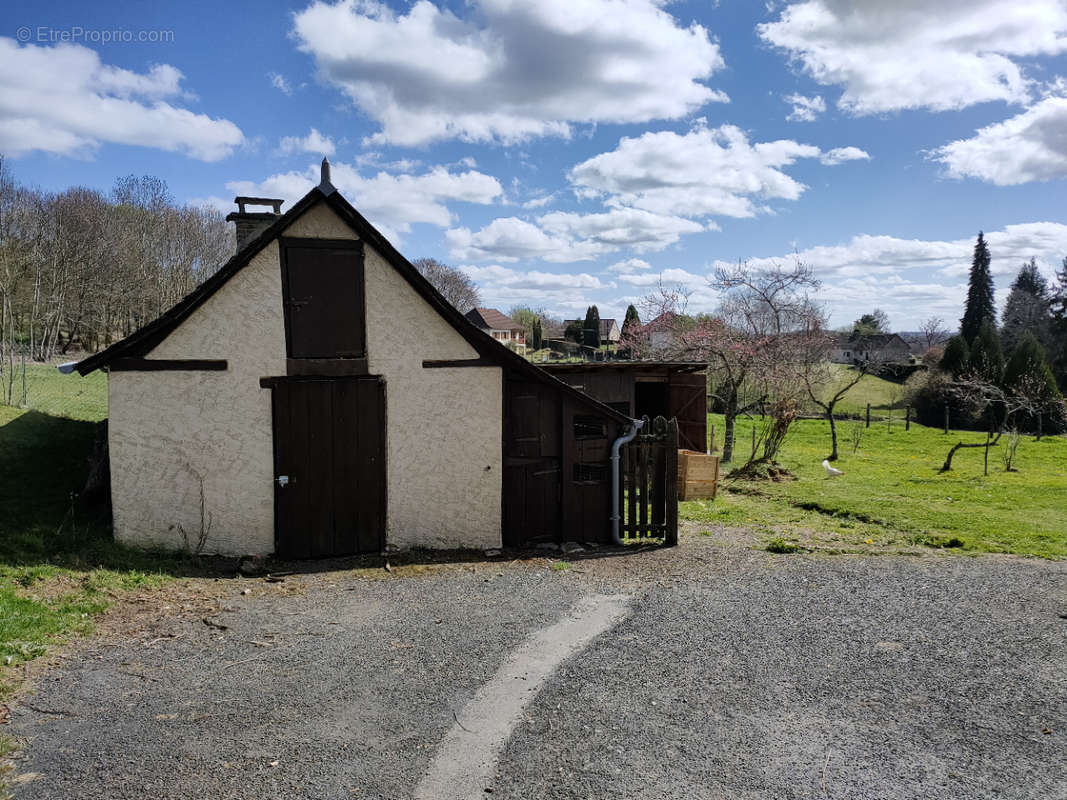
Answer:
(909, 232, 1067, 446)
(0, 160, 232, 400)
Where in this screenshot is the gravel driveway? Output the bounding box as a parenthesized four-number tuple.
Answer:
(8, 532, 1066, 799)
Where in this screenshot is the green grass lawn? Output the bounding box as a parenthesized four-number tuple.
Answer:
(684, 412, 1067, 558)
(817, 363, 905, 415)
(0, 364, 193, 697)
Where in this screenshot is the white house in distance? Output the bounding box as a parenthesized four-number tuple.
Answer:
(465, 307, 526, 352)
(72, 160, 631, 558)
(831, 332, 913, 365)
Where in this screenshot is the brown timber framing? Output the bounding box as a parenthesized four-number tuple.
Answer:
(109, 358, 228, 371)
(73, 184, 632, 433)
(422, 358, 496, 368)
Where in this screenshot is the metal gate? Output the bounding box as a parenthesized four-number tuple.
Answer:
(620, 416, 679, 545)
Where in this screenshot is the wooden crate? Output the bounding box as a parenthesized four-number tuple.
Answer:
(677, 450, 719, 500)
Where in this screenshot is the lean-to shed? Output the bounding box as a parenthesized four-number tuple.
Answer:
(539, 362, 708, 452)
(74, 161, 631, 557)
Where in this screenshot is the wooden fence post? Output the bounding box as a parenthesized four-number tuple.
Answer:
(906, 406, 911, 431)
(866, 403, 871, 428)
(750, 425, 757, 459)
(984, 428, 991, 476)
(665, 419, 679, 547)
(944, 404, 950, 434)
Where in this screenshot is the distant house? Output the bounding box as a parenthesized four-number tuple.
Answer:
(831, 332, 912, 365)
(563, 318, 621, 345)
(465, 308, 526, 351)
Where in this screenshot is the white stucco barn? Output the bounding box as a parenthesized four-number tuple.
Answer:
(75, 161, 630, 558)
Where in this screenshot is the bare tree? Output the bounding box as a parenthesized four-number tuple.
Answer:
(919, 316, 949, 350)
(800, 336, 879, 460)
(939, 372, 1066, 472)
(412, 257, 480, 313)
(621, 261, 823, 464)
(0, 164, 233, 376)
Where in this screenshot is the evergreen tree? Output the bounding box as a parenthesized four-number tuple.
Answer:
(960, 232, 995, 343)
(1000, 258, 1050, 354)
(1050, 256, 1067, 390)
(583, 305, 601, 348)
(1002, 332, 1058, 396)
(622, 304, 641, 336)
(530, 318, 543, 351)
(1002, 331, 1061, 432)
(966, 320, 1004, 383)
(940, 335, 970, 378)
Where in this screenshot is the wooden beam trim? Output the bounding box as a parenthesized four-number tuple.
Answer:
(110, 358, 228, 372)
(422, 358, 497, 369)
(285, 357, 369, 377)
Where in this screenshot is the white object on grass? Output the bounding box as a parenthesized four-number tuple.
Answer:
(822, 459, 844, 477)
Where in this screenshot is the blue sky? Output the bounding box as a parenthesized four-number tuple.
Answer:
(3, 0, 1067, 329)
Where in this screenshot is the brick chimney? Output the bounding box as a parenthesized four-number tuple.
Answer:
(226, 197, 283, 251)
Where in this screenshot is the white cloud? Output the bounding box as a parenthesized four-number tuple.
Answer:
(819, 146, 870, 165)
(710, 221, 1067, 326)
(616, 267, 706, 287)
(784, 93, 825, 122)
(447, 217, 602, 263)
(187, 195, 232, 213)
(539, 208, 704, 251)
(292, 0, 726, 146)
(569, 124, 866, 220)
(605, 258, 652, 274)
(269, 72, 292, 95)
(277, 128, 336, 156)
(447, 208, 702, 263)
(759, 0, 1067, 115)
(933, 95, 1067, 185)
(522, 193, 556, 209)
(458, 263, 614, 315)
(460, 264, 611, 291)
(718, 223, 1067, 279)
(0, 39, 243, 161)
(228, 160, 502, 242)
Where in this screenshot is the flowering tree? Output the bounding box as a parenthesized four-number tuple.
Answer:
(620, 261, 824, 465)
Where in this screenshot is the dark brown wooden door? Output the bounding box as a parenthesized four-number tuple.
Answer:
(271, 377, 385, 558)
(281, 240, 366, 359)
(502, 380, 561, 546)
(668, 371, 707, 452)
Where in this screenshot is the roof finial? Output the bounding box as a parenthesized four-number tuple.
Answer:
(319, 156, 336, 195)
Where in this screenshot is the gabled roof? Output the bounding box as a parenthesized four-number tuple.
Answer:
(834, 332, 910, 349)
(75, 172, 628, 425)
(466, 307, 523, 331)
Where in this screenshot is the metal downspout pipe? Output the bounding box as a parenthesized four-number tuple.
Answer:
(610, 419, 644, 545)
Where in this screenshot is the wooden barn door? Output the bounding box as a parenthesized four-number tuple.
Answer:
(271, 377, 385, 558)
(668, 371, 707, 452)
(502, 380, 560, 546)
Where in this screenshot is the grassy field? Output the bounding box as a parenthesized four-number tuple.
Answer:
(0, 364, 189, 697)
(813, 363, 904, 415)
(685, 412, 1067, 558)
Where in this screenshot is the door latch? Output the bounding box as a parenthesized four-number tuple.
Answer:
(276, 475, 290, 487)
